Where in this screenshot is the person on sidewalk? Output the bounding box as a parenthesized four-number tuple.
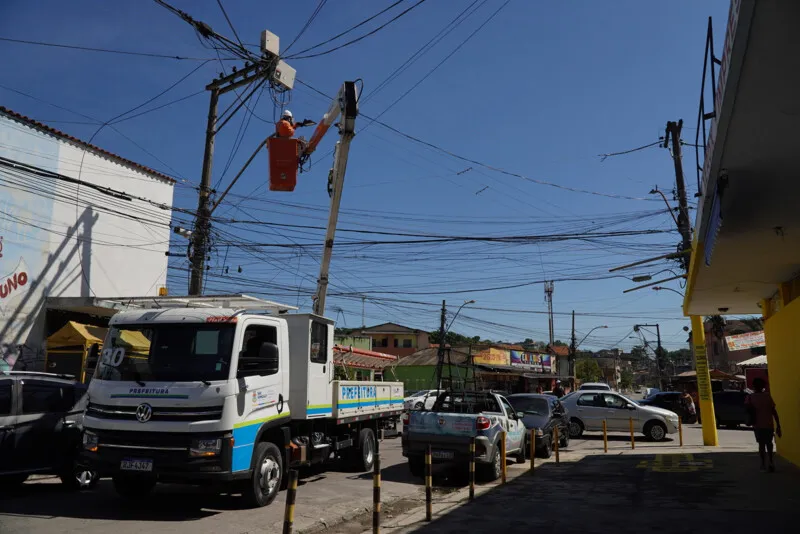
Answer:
(745, 377, 782, 472)
(681, 389, 697, 424)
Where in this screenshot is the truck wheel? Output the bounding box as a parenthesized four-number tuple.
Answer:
(408, 456, 424, 477)
(61, 459, 99, 491)
(112, 475, 156, 500)
(243, 442, 283, 508)
(355, 428, 376, 472)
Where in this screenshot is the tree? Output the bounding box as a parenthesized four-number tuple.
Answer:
(630, 345, 647, 360)
(620, 368, 634, 390)
(553, 340, 568, 347)
(575, 359, 602, 382)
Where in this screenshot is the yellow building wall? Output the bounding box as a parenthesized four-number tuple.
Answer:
(763, 296, 800, 467)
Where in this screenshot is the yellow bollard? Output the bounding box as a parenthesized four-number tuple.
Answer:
(679, 417, 684, 447)
(282, 469, 299, 534)
(425, 446, 432, 522)
(529, 428, 535, 473)
(602, 420, 608, 453)
(629, 417, 636, 450)
(500, 431, 507, 484)
(469, 438, 475, 500)
(553, 426, 560, 465)
(373, 452, 381, 534)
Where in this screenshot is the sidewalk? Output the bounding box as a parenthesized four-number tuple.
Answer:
(358, 430, 800, 534)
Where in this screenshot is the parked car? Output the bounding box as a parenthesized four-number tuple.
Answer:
(507, 394, 570, 458)
(403, 389, 442, 410)
(402, 391, 525, 481)
(0, 372, 98, 490)
(713, 390, 750, 428)
(643, 387, 661, 398)
(638, 391, 696, 423)
(578, 382, 611, 391)
(560, 391, 679, 441)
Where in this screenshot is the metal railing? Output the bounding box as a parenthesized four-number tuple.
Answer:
(694, 16, 721, 197)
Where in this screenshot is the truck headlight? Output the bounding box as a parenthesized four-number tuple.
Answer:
(190, 438, 222, 457)
(83, 431, 98, 452)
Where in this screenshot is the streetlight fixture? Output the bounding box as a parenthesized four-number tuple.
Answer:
(652, 286, 685, 297)
(446, 299, 475, 333)
(577, 325, 608, 349)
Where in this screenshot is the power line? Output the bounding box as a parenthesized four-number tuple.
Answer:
(0, 36, 234, 61)
(283, 0, 329, 54)
(286, 0, 430, 60)
(598, 140, 663, 162)
(284, 0, 406, 58)
(215, 0, 245, 51)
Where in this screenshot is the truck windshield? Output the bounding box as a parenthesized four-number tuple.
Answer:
(95, 324, 236, 383)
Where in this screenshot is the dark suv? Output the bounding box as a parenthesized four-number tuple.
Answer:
(0, 372, 98, 490)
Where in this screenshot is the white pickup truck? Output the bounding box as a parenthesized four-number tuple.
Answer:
(402, 390, 526, 481)
(81, 296, 403, 507)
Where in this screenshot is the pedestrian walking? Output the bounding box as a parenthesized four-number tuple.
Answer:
(744, 377, 782, 472)
(681, 389, 696, 423)
(535, 385, 543, 394)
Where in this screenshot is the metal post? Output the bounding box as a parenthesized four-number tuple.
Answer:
(679, 417, 684, 447)
(602, 420, 608, 453)
(569, 310, 576, 388)
(500, 431, 507, 483)
(529, 429, 535, 473)
(435, 300, 446, 390)
(469, 438, 475, 500)
(553, 426, 560, 465)
(373, 452, 381, 534)
(189, 86, 219, 295)
(425, 446, 432, 522)
(282, 469, 299, 534)
(629, 417, 636, 450)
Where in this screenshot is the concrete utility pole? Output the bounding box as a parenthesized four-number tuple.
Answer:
(188, 31, 296, 295)
(435, 300, 447, 390)
(664, 120, 693, 270)
(569, 310, 576, 387)
(544, 281, 555, 347)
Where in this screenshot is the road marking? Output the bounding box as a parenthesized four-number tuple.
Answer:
(636, 454, 713, 472)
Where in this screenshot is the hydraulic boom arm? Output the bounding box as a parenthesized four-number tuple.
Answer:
(310, 81, 358, 316)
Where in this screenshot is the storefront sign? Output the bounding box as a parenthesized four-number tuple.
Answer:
(725, 331, 765, 351)
(473, 347, 510, 366)
(541, 354, 552, 373)
(510, 350, 541, 372)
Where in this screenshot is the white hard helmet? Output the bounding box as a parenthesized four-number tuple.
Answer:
(282, 110, 293, 120)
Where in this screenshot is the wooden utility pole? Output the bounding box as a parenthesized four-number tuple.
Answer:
(664, 120, 693, 270)
(569, 310, 576, 387)
(435, 300, 447, 390)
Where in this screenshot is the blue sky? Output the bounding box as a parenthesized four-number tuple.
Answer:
(0, 0, 731, 352)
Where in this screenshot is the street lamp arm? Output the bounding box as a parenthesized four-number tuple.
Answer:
(577, 325, 608, 349)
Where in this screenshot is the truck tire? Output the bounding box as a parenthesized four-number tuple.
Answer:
(61, 459, 99, 491)
(408, 456, 424, 477)
(243, 441, 283, 508)
(112, 475, 156, 500)
(354, 428, 376, 472)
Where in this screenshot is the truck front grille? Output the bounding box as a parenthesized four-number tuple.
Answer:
(87, 402, 223, 423)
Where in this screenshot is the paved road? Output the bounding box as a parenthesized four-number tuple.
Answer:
(0, 425, 757, 534)
(0, 436, 420, 534)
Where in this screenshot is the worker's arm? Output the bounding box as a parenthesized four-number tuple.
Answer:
(277, 120, 296, 137)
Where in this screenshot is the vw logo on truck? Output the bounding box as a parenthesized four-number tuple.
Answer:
(135, 403, 153, 423)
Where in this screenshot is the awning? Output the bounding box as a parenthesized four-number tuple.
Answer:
(737, 355, 767, 367)
(47, 321, 107, 349)
(334, 345, 398, 371)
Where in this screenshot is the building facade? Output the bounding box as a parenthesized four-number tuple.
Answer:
(0, 108, 174, 371)
(359, 322, 430, 357)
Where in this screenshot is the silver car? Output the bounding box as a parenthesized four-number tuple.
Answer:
(560, 391, 679, 441)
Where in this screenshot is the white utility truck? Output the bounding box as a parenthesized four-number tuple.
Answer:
(81, 295, 403, 507)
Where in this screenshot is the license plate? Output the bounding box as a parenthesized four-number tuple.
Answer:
(432, 450, 454, 460)
(120, 458, 153, 472)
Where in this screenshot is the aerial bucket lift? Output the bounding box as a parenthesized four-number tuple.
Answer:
(266, 81, 359, 317)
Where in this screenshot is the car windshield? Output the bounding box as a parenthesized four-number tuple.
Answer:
(95, 324, 236, 383)
(508, 397, 549, 415)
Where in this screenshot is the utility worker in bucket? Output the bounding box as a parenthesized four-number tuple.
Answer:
(275, 110, 314, 138)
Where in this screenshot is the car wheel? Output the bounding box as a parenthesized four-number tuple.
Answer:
(559, 429, 570, 449)
(354, 428, 376, 472)
(414, 402, 424, 410)
(479, 445, 503, 482)
(408, 456, 424, 477)
(539, 436, 553, 459)
(645, 421, 667, 441)
(569, 418, 584, 438)
(242, 441, 283, 508)
(112, 475, 156, 500)
(61, 460, 99, 491)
